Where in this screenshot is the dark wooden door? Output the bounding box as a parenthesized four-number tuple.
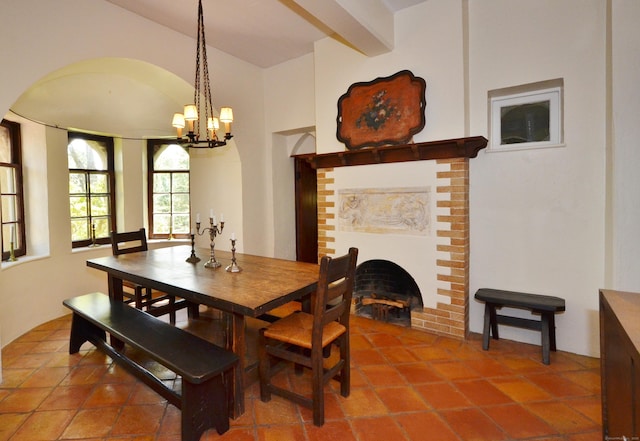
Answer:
(294, 158, 317, 263)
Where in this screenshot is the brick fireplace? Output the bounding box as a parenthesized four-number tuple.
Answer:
(299, 137, 486, 340)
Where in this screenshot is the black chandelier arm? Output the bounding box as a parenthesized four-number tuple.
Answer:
(173, 137, 228, 149)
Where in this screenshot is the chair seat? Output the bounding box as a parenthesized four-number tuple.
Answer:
(263, 311, 346, 349)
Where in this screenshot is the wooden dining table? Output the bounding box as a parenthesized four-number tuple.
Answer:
(86, 244, 319, 418)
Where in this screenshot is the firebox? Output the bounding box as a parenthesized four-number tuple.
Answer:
(353, 259, 423, 327)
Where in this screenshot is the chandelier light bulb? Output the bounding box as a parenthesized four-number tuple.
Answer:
(172, 113, 185, 138)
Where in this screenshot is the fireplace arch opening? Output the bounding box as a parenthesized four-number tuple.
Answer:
(353, 259, 423, 327)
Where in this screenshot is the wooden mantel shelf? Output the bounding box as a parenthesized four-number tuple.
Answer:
(293, 136, 488, 169)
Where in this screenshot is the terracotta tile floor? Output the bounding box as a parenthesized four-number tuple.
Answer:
(0, 306, 602, 440)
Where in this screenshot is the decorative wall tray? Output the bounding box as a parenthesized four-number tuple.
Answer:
(336, 70, 426, 150)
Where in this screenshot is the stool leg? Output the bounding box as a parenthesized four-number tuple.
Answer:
(549, 314, 557, 352)
(482, 304, 491, 350)
(489, 304, 499, 340)
(541, 313, 551, 365)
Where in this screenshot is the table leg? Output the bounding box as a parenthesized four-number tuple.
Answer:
(107, 275, 124, 350)
(226, 312, 245, 419)
(108, 274, 124, 302)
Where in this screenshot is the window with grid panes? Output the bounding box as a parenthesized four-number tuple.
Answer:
(68, 133, 115, 248)
(147, 141, 190, 239)
(1, 119, 26, 261)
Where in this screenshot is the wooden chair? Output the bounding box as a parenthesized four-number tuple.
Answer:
(110, 228, 185, 324)
(258, 247, 358, 426)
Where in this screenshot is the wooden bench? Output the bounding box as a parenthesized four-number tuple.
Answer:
(474, 288, 565, 365)
(63, 292, 238, 441)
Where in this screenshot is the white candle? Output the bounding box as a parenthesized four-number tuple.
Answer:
(191, 229, 195, 236)
(213, 216, 217, 226)
(10, 225, 16, 244)
(209, 209, 214, 219)
(196, 213, 201, 223)
(231, 232, 236, 240)
(220, 213, 224, 222)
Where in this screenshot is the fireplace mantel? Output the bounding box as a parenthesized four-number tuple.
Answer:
(294, 136, 487, 169)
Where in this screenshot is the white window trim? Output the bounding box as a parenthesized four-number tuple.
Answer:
(488, 80, 564, 152)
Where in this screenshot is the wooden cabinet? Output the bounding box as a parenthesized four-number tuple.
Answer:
(600, 289, 640, 438)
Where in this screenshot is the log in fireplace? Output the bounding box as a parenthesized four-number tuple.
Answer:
(353, 259, 423, 327)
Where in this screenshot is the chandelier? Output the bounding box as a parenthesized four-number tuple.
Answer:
(171, 0, 233, 148)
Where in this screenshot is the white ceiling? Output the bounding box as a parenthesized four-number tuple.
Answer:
(105, 0, 427, 68)
(10, 0, 427, 138)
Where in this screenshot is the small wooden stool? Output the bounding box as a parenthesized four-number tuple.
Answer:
(474, 288, 565, 365)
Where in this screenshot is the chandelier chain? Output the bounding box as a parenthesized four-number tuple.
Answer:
(170, 0, 233, 148)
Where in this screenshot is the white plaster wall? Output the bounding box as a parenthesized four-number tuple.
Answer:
(264, 54, 316, 134)
(611, 0, 640, 291)
(467, 0, 606, 356)
(264, 54, 316, 258)
(117, 138, 146, 232)
(189, 146, 244, 252)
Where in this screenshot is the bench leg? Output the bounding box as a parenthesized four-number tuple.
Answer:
(482, 303, 500, 350)
(69, 313, 106, 354)
(541, 313, 551, 365)
(482, 304, 490, 350)
(540, 312, 559, 365)
(549, 313, 557, 352)
(181, 374, 230, 441)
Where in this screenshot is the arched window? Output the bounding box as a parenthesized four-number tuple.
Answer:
(1, 119, 26, 260)
(147, 141, 190, 239)
(67, 132, 115, 248)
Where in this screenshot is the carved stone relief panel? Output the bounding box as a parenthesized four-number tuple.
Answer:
(338, 187, 430, 235)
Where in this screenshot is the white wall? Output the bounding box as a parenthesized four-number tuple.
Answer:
(611, 0, 640, 291)
(263, 54, 317, 259)
(468, 1, 607, 356)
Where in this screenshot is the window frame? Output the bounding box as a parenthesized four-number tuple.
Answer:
(68, 132, 116, 248)
(1, 119, 26, 261)
(147, 140, 191, 240)
(488, 78, 564, 152)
